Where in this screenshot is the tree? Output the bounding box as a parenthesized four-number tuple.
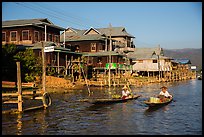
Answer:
(2, 44, 18, 81)
(14, 48, 42, 82)
(2, 44, 42, 82)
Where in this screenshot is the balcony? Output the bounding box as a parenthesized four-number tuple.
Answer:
(121, 47, 135, 53)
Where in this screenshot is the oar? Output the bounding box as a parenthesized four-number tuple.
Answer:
(126, 81, 134, 97)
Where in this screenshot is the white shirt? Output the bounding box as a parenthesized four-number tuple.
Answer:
(159, 91, 172, 98)
(122, 90, 130, 97)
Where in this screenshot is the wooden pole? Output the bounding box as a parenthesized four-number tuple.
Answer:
(65, 54, 68, 75)
(57, 52, 60, 75)
(63, 30, 66, 48)
(42, 42, 46, 94)
(71, 56, 74, 81)
(108, 23, 112, 88)
(16, 62, 23, 112)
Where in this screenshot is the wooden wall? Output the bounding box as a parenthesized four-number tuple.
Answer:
(65, 40, 106, 52)
(2, 26, 61, 45)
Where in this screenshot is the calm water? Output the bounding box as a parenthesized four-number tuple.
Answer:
(2, 79, 202, 135)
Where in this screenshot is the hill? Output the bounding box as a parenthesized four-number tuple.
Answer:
(163, 48, 202, 70)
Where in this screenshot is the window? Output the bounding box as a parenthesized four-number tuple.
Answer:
(65, 44, 71, 49)
(49, 34, 52, 41)
(34, 31, 39, 42)
(97, 57, 102, 63)
(42, 33, 45, 41)
(153, 60, 157, 63)
(2, 32, 6, 42)
(91, 43, 96, 52)
(10, 31, 17, 41)
(22, 30, 29, 40)
(47, 33, 49, 41)
(54, 35, 59, 43)
(88, 57, 93, 64)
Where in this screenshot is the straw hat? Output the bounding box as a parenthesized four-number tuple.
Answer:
(122, 85, 128, 89)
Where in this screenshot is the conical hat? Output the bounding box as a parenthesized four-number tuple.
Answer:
(122, 85, 128, 89)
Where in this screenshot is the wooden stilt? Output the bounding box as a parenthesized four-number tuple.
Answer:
(16, 62, 23, 112)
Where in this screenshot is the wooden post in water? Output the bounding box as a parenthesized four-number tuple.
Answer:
(16, 62, 23, 112)
(42, 42, 46, 94)
(108, 23, 112, 88)
(57, 52, 60, 75)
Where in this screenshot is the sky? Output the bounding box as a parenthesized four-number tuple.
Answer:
(2, 2, 202, 49)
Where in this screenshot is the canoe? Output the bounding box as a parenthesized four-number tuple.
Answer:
(144, 97, 173, 107)
(197, 76, 202, 80)
(82, 95, 141, 104)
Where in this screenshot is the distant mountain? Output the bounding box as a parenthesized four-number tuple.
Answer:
(163, 48, 202, 70)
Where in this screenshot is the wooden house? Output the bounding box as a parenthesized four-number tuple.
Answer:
(171, 59, 192, 71)
(127, 46, 173, 76)
(83, 51, 127, 74)
(60, 27, 135, 53)
(2, 18, 63, 46)
(60, 27, 135, 76)
(2, 18, 82, 77)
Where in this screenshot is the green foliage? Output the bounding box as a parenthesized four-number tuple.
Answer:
(2, 44, 42, 82)
(25, 73, 35, 82)
(2, 44, 18, 81)
(14, 48, 42, 82)
(2, 44, 17, 67)
(2, 43, 17, 55)
(47, 67, 56, 76)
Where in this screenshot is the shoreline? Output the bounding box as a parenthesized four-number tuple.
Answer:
(39, 74, 196, 93)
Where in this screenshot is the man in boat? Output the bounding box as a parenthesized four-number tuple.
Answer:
(158, 86, 172, 102)
(122, 85, 131, 99)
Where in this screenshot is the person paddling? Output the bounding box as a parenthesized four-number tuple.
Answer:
(121, 85, 131, 100)
(158, 86, 172, 101)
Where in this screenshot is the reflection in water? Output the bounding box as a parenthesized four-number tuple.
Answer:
(144, 105, 170, 115)
(16, 114, 22, 135)
(2, 80, 202, 135)
(39, 109, 49, 134)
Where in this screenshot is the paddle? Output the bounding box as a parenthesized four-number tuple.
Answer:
(126, 81, 134, 98)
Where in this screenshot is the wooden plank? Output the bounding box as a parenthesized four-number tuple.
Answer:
(23, 105, 44, 112)
(2, 93, 18, 97)
(3, 100, 19, 104)
(2, 81, 36, 88)
(2, 91, 42, 97)
(2, 81, 16, 85)
(2, 109, 19, 114)
(33, 96, 43, 100)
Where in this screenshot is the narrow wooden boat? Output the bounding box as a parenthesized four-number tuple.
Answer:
(197, 76, 202, 80)
(81, 95, 141, 104)
(144, 97, 173, 107)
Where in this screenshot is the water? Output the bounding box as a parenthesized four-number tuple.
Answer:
(2, 79, 202, 135)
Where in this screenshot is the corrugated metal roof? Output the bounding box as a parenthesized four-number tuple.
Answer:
(61, 34, 106, 41)
(172, 59, 191, 64)
(96, 27, 135, 38)
(83, 51, 125, 57)
(127, 47, 172, 60)
(60, 27, 135, 42)
(29, 42, 82, 55)
(31, 41, 57, 47)
(2, 18, 65, 30)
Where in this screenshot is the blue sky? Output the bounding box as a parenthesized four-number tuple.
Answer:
(2, 2, 202, 49)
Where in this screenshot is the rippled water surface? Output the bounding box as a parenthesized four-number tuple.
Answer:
(2, 79, 202, 135)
